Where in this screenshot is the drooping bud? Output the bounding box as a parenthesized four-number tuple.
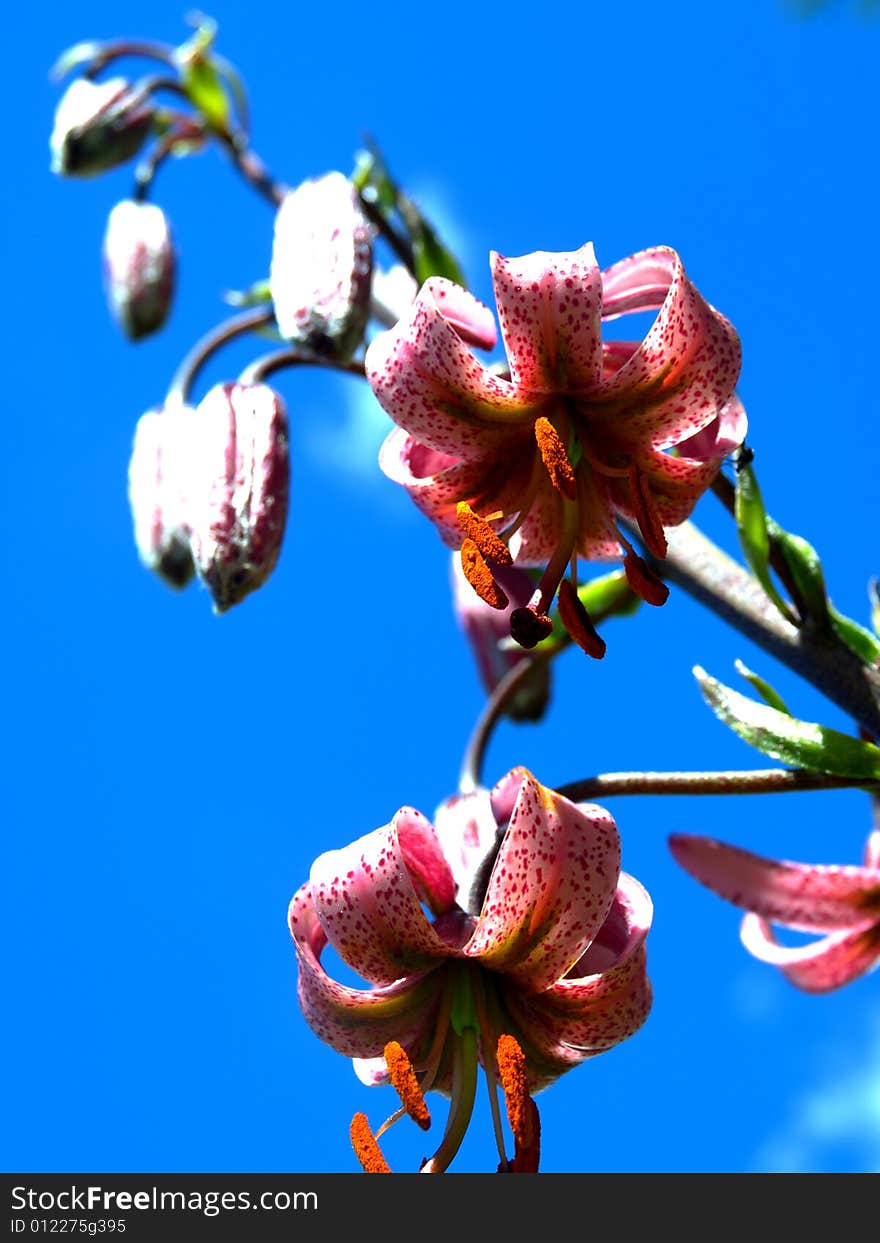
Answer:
(188, 382, 290, 613)
(450, 555, 551, 722)
(102, 200, 176, 341)
(127, 402, 197, 589)
(50, 77, 154, 177)
(269, 171, 373, 359)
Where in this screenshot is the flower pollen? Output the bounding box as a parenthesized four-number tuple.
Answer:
(534, 416, 578, 501)
(496, 1034, 541, 1173)
(383, 1041, 431, 1132)
(461, 538, 509, 610)
(456, 501, 513, 567)
(349, 1112, 392, 1174)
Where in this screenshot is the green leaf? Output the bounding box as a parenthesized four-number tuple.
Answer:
(406, 210, 465, 287)
(829, 605, 880, 665)
(694, 665, 880, 779)
(733, 659, 791, 714)
(734, 460, 797, 624)
(766, 520, 830, 629)
(175, 15, 231, 131)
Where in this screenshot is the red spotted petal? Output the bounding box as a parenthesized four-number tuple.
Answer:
(307, 813, 458, 986)
(669, 834, 880, 931)
(288, 883, 443, 1057)
(600, 246, 678, 320)
(423, 277, 497, 351)
(741, 914, 880, 993)
(492, 244, 604, 393)
(502, 873, 653, 1085)
(365, 283, 537, 460)
(593, 248, 741, 450)
(465, 774, 621, 991)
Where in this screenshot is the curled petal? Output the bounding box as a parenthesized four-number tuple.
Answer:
(741, 914, 880, 993)
(424, 278, 497, 351)
(366, 284, 537, 460)
(594, 249, 741, 450)
(503, 874, 653, 1084)
(600, 246, 678, 320)
(397, 808, 457, 916)
(307, 814, 456, 986)
(492, 244, 604, 392)
(288, 884, 441, 1057)
(669, 834, 880, 931)
(433, 786, 502, 910)
(465, 774, 621, 991)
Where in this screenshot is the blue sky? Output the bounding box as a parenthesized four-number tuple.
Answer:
(5, 0, 880, 1174)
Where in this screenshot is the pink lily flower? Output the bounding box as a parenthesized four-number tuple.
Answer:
(288, 767, 652, 1172)
(669, 831, 880, 992)
(366, 243, 745, 651)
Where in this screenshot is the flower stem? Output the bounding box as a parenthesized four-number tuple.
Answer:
(166, 308, 275, 404)
(238, 349, 366, 386)
(555, 768, 877, 803)
(459, 655, 549, 794)
(648, 519, 880, 740)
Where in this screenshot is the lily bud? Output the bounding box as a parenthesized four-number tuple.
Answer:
(269, 171, 373, 359)
(102, 200, 176, 341)
(188, 382, 290, 613)
(127, 403, 197, 589)
(450, 555, 551, 722)
(50, 77, 154, 177)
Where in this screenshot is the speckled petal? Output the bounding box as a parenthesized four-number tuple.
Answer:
(423, 277, 497, 351)
(606, 399, 746, 528)
(600, 246, 678, 320)
(502, 874, 653, 1082)
(507, 475, 566, 566)
(433, 787, 502, 909)
(491, 244, 604, 393)
(307, 813, 456, 986)
(365, 284, 537, 460)
(397, 807, 457, 915)
(288, 883, 443, 1056)
(594, 250, 741, 450)
(378, 427, 536, 548)
(465, 773, 621, 991)
(740, 914, 880, 993)
(669, 835, 880, 931)
(574, 468, 624, 560)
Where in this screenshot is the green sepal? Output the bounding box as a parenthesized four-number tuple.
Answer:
(733, 459, 797, 624)
(733, 659, 791, 715)
(694, 665, 880, 779)
(223, 279, 273, 308)
(175, 16, 232, 131)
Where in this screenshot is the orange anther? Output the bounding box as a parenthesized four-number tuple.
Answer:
(496, 1034, 541, 1174)
(456, 502, 513, 567)
(384, 1041, 431, 1132)
(534, 417, 578, 501)
(628, 466, 668, 560)
(461, 538, 509, 610)
(623, 551, 670, 607)
(349, 1112, 392, 1174)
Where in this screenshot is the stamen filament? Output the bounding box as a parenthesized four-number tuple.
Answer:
(420, 1026, 479, 1174)
(471, 972, 510, 1172)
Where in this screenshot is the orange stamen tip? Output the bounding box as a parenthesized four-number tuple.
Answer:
(557, 579, 607, 659)
(461, 538, 509, 610)
(496, 1034, 541, 1174)
(456, 502, 513, 567)
(349, 1112, 392, 1174)
(628, 466, 668, 559)
(509, 606, 553, 649)
(383, 1041, 431, 1132)
(534, 416, 578, 501)
(624, 551, 670, 607)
